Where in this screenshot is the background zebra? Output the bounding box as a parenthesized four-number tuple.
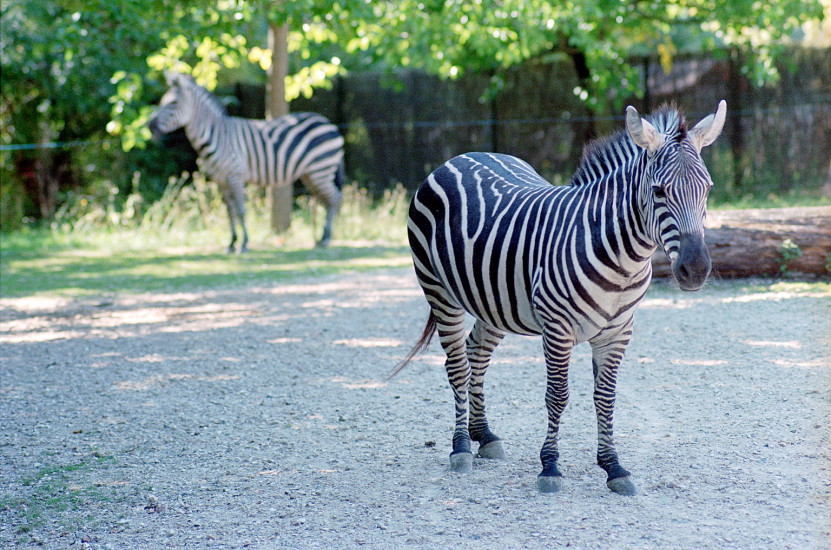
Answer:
(395, 101, 727, 495)
(148, 72, 345, 251)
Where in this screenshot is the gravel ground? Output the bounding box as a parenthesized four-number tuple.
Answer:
(1, 268, 829, 549)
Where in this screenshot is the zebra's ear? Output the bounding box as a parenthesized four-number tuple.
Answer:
(626, 106, 665, 153)
(690, 100, 727, 151)
(164, 70, 179, 87)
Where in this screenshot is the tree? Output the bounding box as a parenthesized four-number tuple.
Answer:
(0, 0, 250, 220)
(3, 0, 824, 225)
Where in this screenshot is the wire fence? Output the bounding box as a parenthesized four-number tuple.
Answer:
(6, 49, 830, 206)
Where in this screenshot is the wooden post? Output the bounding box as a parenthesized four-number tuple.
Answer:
(268, 21, 292, 234)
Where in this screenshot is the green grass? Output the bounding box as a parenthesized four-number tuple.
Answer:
(1, 238, 411, 298)
(3, 171, 827, 299)
(3, 454, 119, 542)
(709, 188, 831, 210)
(1, 177, 413, 299)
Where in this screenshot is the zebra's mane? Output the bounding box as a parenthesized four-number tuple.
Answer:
(179, 75, 228, 118)
(570, 103, 688, 186)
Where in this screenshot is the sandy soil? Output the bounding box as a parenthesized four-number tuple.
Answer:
(1, 269, 829, 549)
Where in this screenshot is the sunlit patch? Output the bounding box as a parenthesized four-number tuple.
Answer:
(418, 355, 446, 366)
(202, 374, 240, 382)
(0, 328, 85, 343)
(126, 354, 168, 363)
(669, 358, 728, 366)
(0, 296, 71, 312)
(742, 339, 802, 349)
(94, 308, 170, 326)
(773, 358, 829, 369)
(638, 298, 693, 310)
(329, 376, 387, 389)
(721, 289, 830, 303)
(115, 373, 192, 391)
(333, 337, 404, 348)
(268, 337, 302, 344)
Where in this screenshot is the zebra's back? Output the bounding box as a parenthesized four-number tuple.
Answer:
(409, 152, 576, 336)
(238, 112, 344, 192)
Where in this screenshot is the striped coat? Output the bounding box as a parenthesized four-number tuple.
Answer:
(397, 102, 728, 495)
(149, 72, 344, 251)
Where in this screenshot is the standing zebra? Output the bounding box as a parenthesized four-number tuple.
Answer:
(394, 101, 727, 495)
(148, 72, 345, 251)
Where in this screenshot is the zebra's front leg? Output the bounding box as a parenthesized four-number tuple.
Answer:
(220, 187, 239, 254)
(467, 320, 507, 460)
(537, 323, 575, 493)
(591, 331, 637, 496)
(228, 177, 249, 253)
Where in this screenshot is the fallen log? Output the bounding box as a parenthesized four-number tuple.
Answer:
(651, 206, 831, 278)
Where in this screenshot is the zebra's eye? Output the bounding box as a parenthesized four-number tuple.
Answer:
(653, 186, 666, 199)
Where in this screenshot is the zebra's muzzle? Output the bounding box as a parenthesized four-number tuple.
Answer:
(148, 117, 164, 139)
(672, 233, 711, 291)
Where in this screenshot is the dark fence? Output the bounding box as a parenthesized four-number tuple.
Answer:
(236, 48, 831, 200)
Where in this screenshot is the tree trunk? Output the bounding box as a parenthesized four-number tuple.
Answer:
(267, 21, 292, 234)
(651, 206, 831, 278)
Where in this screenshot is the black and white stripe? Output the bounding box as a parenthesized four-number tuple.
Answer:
(396, 101, 727, 495)
(149, 72, 344, 251)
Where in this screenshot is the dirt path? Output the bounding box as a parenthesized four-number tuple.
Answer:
(1, 269, 829, 549)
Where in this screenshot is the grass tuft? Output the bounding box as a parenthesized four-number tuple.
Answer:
(1, 175, 413, 298)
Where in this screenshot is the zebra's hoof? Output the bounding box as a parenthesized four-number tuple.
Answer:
(537, 475, 563, 493)
(476, 440, 506, 460)
(607, 476, 637, 496)
(449, 452, 473, 473)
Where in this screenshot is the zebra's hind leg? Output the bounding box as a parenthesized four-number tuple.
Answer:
(537, 321, 575, 493)
(591, 328, 637, 496)
(429, 301, 475, 473)
(304, 173, 341, 248)
(316, 187, 341, 248)
(467, 320, 507, 460)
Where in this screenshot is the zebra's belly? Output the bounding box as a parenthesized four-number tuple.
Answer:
(433, 262, 544, 336)
(534, 281, 649, 344)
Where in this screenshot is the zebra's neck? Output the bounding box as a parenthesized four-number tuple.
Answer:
(574, 146, 658, 275)
(184, 88, 227, 155)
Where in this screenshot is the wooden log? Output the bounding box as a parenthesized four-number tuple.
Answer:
(651, 206, 831, 278)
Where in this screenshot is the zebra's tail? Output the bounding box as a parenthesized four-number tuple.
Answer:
(387, 311, 437, 379)
(334, 160, 345, 190)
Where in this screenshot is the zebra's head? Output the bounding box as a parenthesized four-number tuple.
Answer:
(148, 72, 197, 137)
(626, 101, 727, 291)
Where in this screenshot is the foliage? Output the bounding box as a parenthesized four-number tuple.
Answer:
(105, 0, 826, 150)
(0, 0, 228, 220)
(260, 0, 825, 110)
(1, 0, 825, 227)
(777, 238, 803, 275)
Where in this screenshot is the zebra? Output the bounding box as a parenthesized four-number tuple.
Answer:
(148, 71, 345, 251)
(393, 101, 727, 495)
